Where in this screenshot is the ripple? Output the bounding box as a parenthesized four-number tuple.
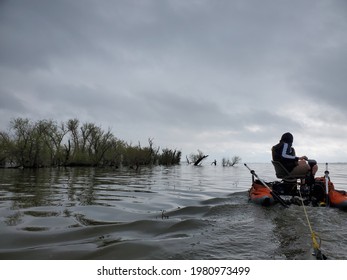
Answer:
(1, 165, 347, 260)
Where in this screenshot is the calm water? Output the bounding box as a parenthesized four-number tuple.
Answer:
(0, 163, 347, 260)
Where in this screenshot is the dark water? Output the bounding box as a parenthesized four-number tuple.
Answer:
(0, 163, 347, 260)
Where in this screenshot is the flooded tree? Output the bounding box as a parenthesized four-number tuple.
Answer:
(189, 150, 209, 166)
(0, 131, 12, 167)
(222, 156, 242, 167)
(9, 118, 37, 167)
(159, 148, 181, 166)
(45, 120, 68, 166)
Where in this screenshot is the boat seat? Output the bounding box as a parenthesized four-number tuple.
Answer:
(271, 160, 306, 182)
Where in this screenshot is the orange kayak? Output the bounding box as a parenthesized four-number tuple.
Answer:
(248, 181, 274, 206)
(249, 177, 347, 210)
(329, 189, 347, 209)
(315, 177, 347, 210)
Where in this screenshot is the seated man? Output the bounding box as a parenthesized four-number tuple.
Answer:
(272, 132, 318, 178)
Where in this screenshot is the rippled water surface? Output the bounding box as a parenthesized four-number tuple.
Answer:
(1, 163, 347, 260)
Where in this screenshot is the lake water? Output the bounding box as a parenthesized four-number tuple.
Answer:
(0, 162, 347, 260)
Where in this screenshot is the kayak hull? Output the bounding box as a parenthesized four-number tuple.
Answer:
(329, 189, 347, 210)
(315, 177, 347, 210)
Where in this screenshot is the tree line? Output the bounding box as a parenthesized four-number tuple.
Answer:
(0, 118, 181, 168)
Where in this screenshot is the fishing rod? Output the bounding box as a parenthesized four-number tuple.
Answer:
(244, 163, 288, 208)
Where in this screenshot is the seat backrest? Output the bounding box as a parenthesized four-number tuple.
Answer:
(271, 160, 306, 182)
(271, 160, 307, 181)
(271, 160, 290, 179)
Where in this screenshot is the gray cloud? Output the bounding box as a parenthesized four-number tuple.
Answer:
(1, 0, 347, 162)
(0, 90, 25, 111)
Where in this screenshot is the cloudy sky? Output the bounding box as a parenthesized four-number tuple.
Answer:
(1, 0, 347, 163)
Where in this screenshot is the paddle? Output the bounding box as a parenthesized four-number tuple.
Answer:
(244, 163, 289, 208)
(324, 163, 330, 207)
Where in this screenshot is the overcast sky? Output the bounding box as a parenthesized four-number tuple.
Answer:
(1, 0, 347, 163)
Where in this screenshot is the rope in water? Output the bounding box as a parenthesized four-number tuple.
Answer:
(298, 188, 326, 259)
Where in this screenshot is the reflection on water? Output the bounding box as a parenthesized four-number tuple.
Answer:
(0, 163, 347, 259)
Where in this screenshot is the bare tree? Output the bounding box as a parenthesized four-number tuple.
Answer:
(222, 156, 241, 167)
(189, 150, 209, 166)
(67, 118, 80, 153)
